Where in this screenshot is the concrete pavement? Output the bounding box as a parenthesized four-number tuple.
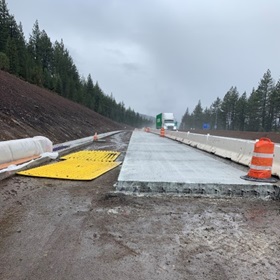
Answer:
(117, 130, 279, 198)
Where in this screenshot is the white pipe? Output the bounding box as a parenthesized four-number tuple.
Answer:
(0, 136, 53, 164)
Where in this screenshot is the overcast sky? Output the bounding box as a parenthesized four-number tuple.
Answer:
(7, 0, 280, 121)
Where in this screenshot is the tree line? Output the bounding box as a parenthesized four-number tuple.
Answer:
(180, 70, 280, 132)
(0, 0, 151, 128)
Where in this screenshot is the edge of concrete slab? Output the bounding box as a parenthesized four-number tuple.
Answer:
(116, 180, 280, 200)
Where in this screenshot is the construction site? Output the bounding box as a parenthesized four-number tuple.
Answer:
(1, 70, 280, 279)
(0, 128, 280, 279)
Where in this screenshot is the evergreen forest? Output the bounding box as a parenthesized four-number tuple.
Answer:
(0, 0, 151, 128)
(180, 69, 280, 132)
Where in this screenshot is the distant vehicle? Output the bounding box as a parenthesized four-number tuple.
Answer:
(156, 113, 177, 130)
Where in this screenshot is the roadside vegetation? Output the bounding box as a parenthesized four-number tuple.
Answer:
(181, 69, 280, 132)
(0, 0, 151, 128)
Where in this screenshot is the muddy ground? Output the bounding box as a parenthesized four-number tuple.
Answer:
(1, 131, 280, 280)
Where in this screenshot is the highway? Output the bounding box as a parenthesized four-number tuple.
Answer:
(117, 130, 278, 198)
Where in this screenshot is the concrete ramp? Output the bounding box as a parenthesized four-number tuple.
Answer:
(117, 131, 279, 198)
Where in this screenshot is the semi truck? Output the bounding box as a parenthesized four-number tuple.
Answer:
(156, 113, 177, 130)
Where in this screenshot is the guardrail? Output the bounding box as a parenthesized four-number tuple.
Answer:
(149, 128, 280, 178)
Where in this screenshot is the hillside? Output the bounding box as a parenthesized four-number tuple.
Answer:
(0, 70, 131, 144)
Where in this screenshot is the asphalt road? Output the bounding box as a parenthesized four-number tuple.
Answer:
(1, 131, 280, 280)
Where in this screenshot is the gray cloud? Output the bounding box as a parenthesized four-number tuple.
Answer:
(8, 0, 280, 121)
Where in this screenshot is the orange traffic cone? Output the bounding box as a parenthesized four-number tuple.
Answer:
(160, 127, 165, 137)
(241, 137, 277, 183)
(93, 132, 98, 141)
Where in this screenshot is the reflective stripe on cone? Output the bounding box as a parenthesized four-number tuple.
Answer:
(241, 137, 278, 183)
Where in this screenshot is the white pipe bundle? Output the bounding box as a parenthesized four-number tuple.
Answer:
(0, 136, 53, 164)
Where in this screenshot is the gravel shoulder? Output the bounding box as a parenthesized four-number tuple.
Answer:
(1, 131, 280, 280)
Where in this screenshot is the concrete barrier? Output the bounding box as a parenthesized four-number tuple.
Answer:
(149, 128, 280, 178)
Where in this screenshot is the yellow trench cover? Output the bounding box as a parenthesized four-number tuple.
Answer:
(61, 150, 120, 162)
(17, 150, 121, 181)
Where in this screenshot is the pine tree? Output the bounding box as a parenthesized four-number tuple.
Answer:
(39, 30, 53, 72)
(180, 108, 190, 130)
(210, 97, 222, 129)
(52, 40, 82, 99)
(5, 36, 19, 74)
(221, 87, 239, 130)
(269, 80, 280, 131)
(247, 88, 261, 131)
(0, 51, 9, 70)
(94, 82, 102, 113)
(84, 74, 95, 108)
(192, 100, 203, 129)
(27, 20, 43, 84)
(16, 22, 28, 78)
(5, 16, 23, 75)
(256, 69, 275, 131)
(28, 20, 41, 61)
(235, 92, 247, 131)
(0, 0, 10, 53)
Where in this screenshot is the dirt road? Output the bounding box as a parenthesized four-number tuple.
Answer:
(1, 131, 280, 280)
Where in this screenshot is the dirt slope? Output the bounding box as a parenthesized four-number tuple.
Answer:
(0, 70, 131, 144)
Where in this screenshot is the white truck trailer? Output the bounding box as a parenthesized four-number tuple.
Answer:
(156, 113, 177, 130)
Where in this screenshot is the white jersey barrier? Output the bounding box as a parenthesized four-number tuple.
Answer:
(272, 145, 280, 178)
(0, 136, 53, 164)
(149, 129, 280, 178)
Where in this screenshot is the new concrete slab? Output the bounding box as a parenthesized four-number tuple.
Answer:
(117, 131, 279, 198)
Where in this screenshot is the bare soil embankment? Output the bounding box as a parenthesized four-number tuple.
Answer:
(0, 70, 130, 144)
